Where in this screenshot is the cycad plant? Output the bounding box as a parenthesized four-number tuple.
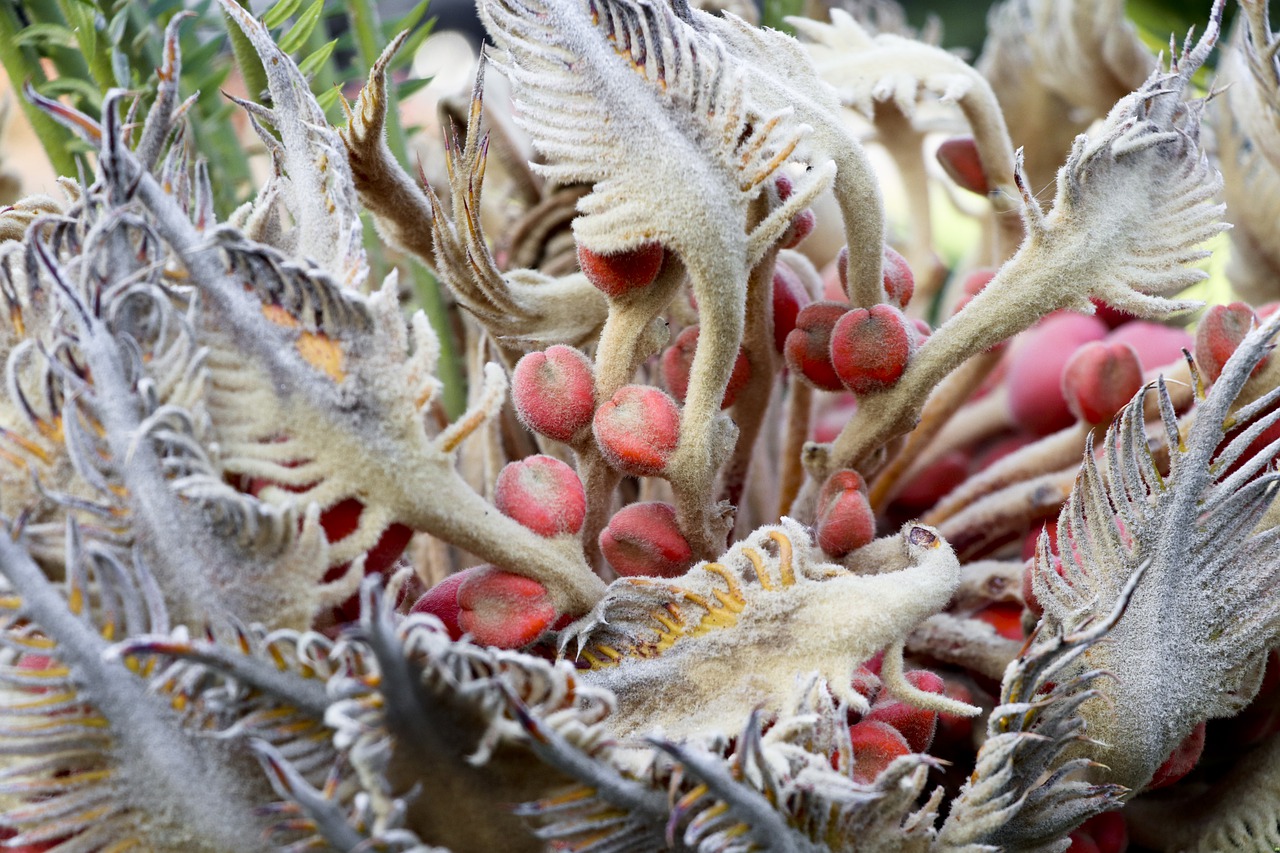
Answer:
(0, 0, 1278, 850)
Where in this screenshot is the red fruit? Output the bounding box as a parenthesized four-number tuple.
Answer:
(494, 455, 586, 537)
(828, 247, 850, 301)
(911, 318, 932, 345)
(577, 242, 665, 298)
(1061, 341, 1145, 425)
(1196, 302, 1263, 383)
(782, 208, 816, 249)
(1147, 721, 1206, 790)
(951, 268, 997, 316)
(593, 385, 680, 476)
(1021, 520, 1059, 562)
(775, 172, 795, 201)
(974, 433, 1034, 470)
(974, 601, 1025, 641)
(1078, 812, 1129, 853)
(935, 680, 977, 747)
(457, 565, 557, 648)
(848, 720, 911, 783)
(1007, 313, 1108, 436)
(1090, 297, 1137, 329)
(866, 670, 944, 752)
(830, 304, 914, 395)
(0, 829, 58, 853)
(410, 572, 470, 639)
(936, 136, 991, 195)
(319, 500, 414, 620)
(850, 664, 882, 705)
(1067, 831, 1104, 853)
(599, 502, 694, 578)
(786, 302, 849, 392)
(882, 246, 914, 309)
(512, 345, 596, 442)
(772, 261, 812, 354)
(816, 470, 875, 557)
(661, 326, 751, 408)
(1104, 321, 1192, 371)
(894, 450, 968, 511)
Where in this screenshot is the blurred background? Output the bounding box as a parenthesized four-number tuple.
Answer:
(0, 0, 1236, 205)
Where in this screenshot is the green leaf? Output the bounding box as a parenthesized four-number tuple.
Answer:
(183, 34, 224, 70)
(107, 6, 128, 44)
(396, 76, 432, 99)
(111, 44, 131, 87)
(315, 84, 344, 113)
(297, 37, 337, 78)
(385, 0, 430, 38)
(278, 0, 324, 54)
(760, 0, 801, 34)
(389, 16, 435, 71)
(262, 0, 304, 30)
(13, 22, 78, 49)
(38, 76, 104, 108)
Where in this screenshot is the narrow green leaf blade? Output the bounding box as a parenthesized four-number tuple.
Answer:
(297, 37, 337, 78)
(262, 0, 304, 29)
(278, 0, 324, 54)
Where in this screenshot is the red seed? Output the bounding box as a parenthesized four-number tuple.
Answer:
(882, 246, 914, 309)
(772, 261, 812, 354)
(577, 242, 665, 298)
(848, 720, 911, 783)
(494, 455, 586, 537)
(410, 572, 470, 639)
(782, 208, 816, 249)
(830, 304, 914, 396)
(786, 302, 849, 392)
(973, 601, 1025, 641)
(593, 385, 680, 476)
(1061, 341, 1145, 425)
(512, 345, 596, 442)
(866, 670, 944, 752)
(660, 326, 751, 408)
(1105, 321, 1192, 371)
(816, 470, 875, 557)
(456, 565, 557, 648)
(599, 502, 694, 578)
(1196, 302, 1263, 383)
(1007, 313, 1108, 436)
(1066, 831, 1104, 853)
(893, 450, 968, 511)
(936, 136, 991, 195)
(1077, 812, 1129, 853)
(1146, 721, 1206, 790)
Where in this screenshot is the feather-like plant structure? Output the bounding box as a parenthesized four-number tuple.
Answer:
(1122, 729, 1280, 851)
(0, 526, 289, 851)
(937, 565, 1139, 851)
(155, 578, 617, 851)
(786, 8, 1023, 264)
(809, 1, 1227, 480)
(977, 0, 1154, 195)
(425, 56, 611, 353)
(1031, 305, 1280, 791)
(567, 518, 979, 740)
(216, 0, 368, 289)
(479, 0, 828, 557)
(345, 38, 611, 354)
(73, 87, 610, 615)
(513, 674, 943, 852)
(1213, 0, 1280, 303)
(687, 9, 888, 306)
(0, 103, 358, 633)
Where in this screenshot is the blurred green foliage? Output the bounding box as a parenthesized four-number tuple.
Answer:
(897, 0, 1235, 56)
